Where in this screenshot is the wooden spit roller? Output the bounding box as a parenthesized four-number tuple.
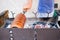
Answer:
(10, 13, 26, 28)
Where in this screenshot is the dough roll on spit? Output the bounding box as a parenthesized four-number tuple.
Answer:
(10, 13, 26, 28)
(10, 0, 32, 28)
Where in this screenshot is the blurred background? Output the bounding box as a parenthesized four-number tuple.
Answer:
(0, 0, 60, 28)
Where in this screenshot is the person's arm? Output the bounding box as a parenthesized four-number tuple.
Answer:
(23, 0, 32, 12)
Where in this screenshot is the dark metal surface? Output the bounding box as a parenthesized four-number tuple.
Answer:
(0, 29, 10, 40)
(36, 29, 60, 40)
(12, 28, 34, 40)
(0, 28, 60, 40)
